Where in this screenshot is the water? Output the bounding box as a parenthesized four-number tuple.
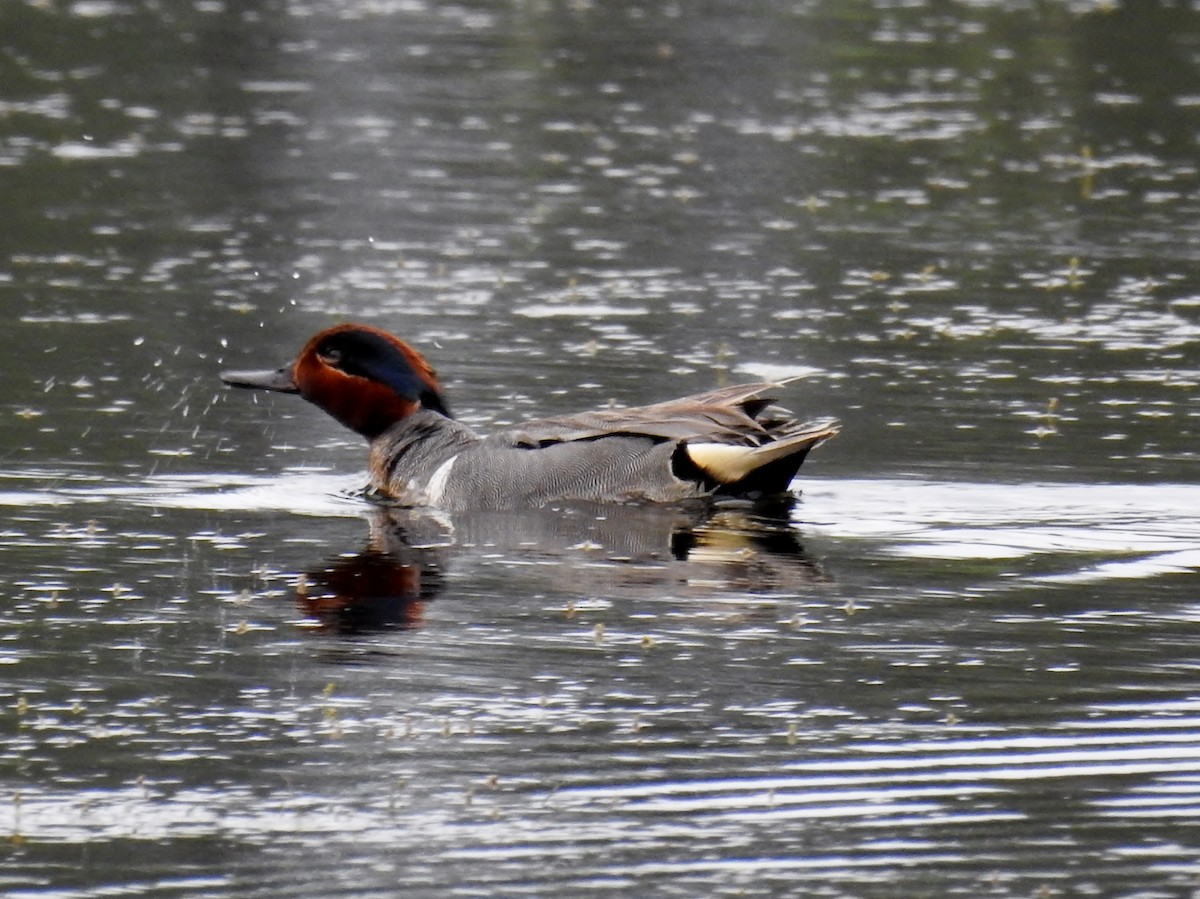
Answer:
(3, 0, 1200, 895)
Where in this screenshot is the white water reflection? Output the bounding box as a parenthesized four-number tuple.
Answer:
(1041, 549, 1200, 583)
(802, 478, 1200, 581)
(0, 471, 365, 516)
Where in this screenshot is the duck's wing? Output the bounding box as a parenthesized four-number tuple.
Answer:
(498, 382, 799, 447)
(476, 381, 839, 499)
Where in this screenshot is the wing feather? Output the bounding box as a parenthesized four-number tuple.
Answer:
(496, 382, 788, 447)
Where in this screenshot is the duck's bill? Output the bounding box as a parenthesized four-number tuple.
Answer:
(220, 367, 300, 393)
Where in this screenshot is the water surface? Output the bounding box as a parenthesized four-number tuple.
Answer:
(2, 0, 1200, 896)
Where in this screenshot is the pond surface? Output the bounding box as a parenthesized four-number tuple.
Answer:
(3, 0, 1200, 895)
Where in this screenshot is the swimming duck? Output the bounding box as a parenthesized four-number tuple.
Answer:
(220, 323, 840, 510)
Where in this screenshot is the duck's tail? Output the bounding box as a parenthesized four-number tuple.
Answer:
(679, 417, 841, 496)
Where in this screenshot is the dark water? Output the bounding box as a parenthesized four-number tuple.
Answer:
(3, 1, 1200, 895)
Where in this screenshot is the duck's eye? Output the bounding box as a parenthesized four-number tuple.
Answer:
(319, 346, 343, 365)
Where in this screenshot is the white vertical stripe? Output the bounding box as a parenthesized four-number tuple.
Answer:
(424, 454, 459, 504)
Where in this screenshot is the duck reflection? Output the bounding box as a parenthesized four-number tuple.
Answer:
(296, 500, 827, 634)
(298, 545, 443, 633)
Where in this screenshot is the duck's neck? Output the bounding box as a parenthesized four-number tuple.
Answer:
(367, 409, 479, 499)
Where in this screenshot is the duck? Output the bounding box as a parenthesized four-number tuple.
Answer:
(220, 323, 840, 510)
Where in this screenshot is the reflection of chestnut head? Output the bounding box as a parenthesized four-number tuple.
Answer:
(298, 550, 443, 634)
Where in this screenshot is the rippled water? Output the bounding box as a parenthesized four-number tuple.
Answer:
(3, 0, 1200, 896)
(4, 472, 1200, 895)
